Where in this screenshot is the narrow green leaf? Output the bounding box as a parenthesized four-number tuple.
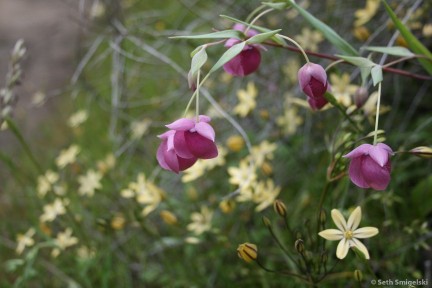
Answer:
(371, 65, 383, 86)
(359, 67, 372, 86)
(209, 42, 246, 74)
(337, 55, 375, 67)
(382, 0, 432, 75)
(261, 1, 288, 10)
(220, 15, 285, 45)
(363, 46, 414, 57)
(246, 29, 281, 44)
(288, 0, 358, 56)
(171, 30, 243, 40)
(190, 46, 208, 77)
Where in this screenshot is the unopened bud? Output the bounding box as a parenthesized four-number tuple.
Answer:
(409, 146, 432, 159)
(295, 239, 305, 254)
(261, 161, 273, 176)
(219, 199, 236, 214)
(319, 209, 326, 224)
(354, 87, 369, 108)
(262, 216, 272, 228)
(160, 210, 178, 225)
(273, 199, 287, 217)
(226, 135, 245, 152)
(237, 243, 258, 263)
(354, 269, 363, 282)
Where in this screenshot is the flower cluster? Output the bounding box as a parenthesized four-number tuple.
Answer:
(157, 115, 218, 173)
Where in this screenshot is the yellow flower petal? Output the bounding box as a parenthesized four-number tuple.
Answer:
(336, 238, 350, 259)
(351, 238, 370, 259)
(347, 206, 362, 231)
(318, 229, 344, 241)
(354, 227, 379, 239)
(331, 209, 347, 231)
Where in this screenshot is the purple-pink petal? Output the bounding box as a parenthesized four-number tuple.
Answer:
(376, 143, 394, 154)
(198, 115, 211, 123)
(361, 156, 391, 190)
(173, 131, 195, 159)
(369, 145, 389, 167)
(343, 144, 372, 159)
(225, 38, 241, 48)
(166, 118, 195, 131)
(178, 156, 198, 171)
(184, 132, 218, 159)
(348, 157, 370, 189)
(308, 96, 328, 110)
(195, 122, 215, 141)
(163, 147, 181, 173)
(158, 130, 175, 139)
(156, 141, 171, 171)
(223, 46, 261, 77)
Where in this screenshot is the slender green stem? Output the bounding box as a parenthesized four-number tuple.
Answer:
(196, 70, 200, 121)
(373, 82, 382, 145)
(277, 34, 310, 63)
(324, 92, 362, 133)
(267, 224, 297, 264)
(5, 117, 43, 174)
(256, 258, 311, 283)
(316, 182, 330, 250)
(245, 5, 265, 23)
(184, 73, 211, 117)
(325, 59, 345, 72)
(244, 8, 274, 36)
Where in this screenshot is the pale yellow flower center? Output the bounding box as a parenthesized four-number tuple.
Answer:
(344, 230, 354, 239)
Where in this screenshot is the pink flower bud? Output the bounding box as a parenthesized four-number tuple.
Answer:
(298, 62, 329, 98)
(156, 116, 218, 173)
(343, 143, 394, 191)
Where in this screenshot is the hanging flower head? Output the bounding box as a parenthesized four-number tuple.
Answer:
(319, 207, 379, 259)
(297, 62, 330, 110)
(343, 143, 393, 191)
(223, 24, 263, 77)
(157, 115, 218, 173)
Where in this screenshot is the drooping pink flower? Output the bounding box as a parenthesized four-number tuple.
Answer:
(223, 24, 263, 77)
(298, 62, 330, 110)
(343, 143, 394, 191)
(156, 115, 218, 173)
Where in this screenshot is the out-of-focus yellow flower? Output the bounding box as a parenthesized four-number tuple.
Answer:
(185, 236, 201, 245)
(78, 170, 102, 197)
(396, 35, 408, 47)
(182, 146, 227, 182)
(77, 246, 96, 260)
(226, 135, 245, 152)
(89, 1, 105, 19)
(277, 107, 303, 136)
(330, 73, 359, 107)
(130, 119, 151, 139)
(228, 159, 257, 188)
(111, 214, 126, 230)
(160, 210, 178, 225)
(423, 24, 432, 37)
(354, 0, 380, 27)
(32, 91, 46, 107)
(16, 228, 35, 255)
(261, 161, 273, 176)
(294, 27, 324, 52)
(51, 228, 78, 258)
(37, 170, 59, 197)
(283, 58, 301, 83)
(97, 153, 116, 174)
(219, 199, 236, 214)
(40, 198, 67, 223)
(237, 243, 258, 263)
(56, 145, 80, 169)
(68, 110, 88, 128)
(187, 206, 213, 235)
(248, 140, 278, 167)
(219, 72, 233, 84)
(234, 82, 258, 117)
(253, 180, 281, 212)
(353, 26, 371, 41)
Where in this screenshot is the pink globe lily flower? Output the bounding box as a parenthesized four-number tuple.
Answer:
(157, 115, 218, 173)
(343, 143, 394, 191)
(223, 24, 263, 77)
(298, 62, 330, 110)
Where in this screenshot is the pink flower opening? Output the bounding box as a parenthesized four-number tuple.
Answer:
(156, 116, 218, 173)
(343, 143, 394, 191)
